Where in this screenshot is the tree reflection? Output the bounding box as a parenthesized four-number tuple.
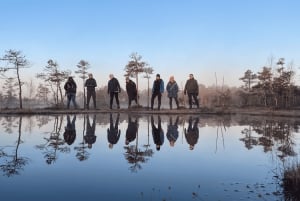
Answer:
(36, 115, 69, 164)
(239, 118, 298, 160)
(1, 116, 18, 134)
(124, 115, 153, 173)
(36, 115, 51, 128)
(240, 125, 258, 150)
(0, 117, 29, 177)
(74, 114, 91, 161)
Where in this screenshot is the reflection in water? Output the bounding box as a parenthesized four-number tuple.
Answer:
(166, 116, 179, 147)
(151, 115, 164, 151)
(84, 114, 96, 149)
(0, 117, 29, 177)
(1, 114, 300, 200)
(63, 115, 76, 145)
(125, 115, 138, 145)
(35, 115, 67, 164)
(107, 113, 121, 149)
(239, 118, 298, 160)
(124, 115, 153, 172)
(184, 116, 199, 150)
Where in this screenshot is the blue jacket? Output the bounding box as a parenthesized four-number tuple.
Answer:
(166, 81, 179, 98)
(152, 79, 164, 94)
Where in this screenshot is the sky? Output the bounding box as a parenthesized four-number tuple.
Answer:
(1, 0, 300, 91)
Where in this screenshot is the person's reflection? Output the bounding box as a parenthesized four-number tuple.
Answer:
(64, 115, 76, 145)
(151, 115, 164, 151)
(184, 116, 199, 150)
(125, 115, 138, 145)
(166, 116, 179, 147)
(107, 113, 121, 149)
(84, 114, 97, 149)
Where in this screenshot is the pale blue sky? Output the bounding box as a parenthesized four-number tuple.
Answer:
(1, 0, 300, 90)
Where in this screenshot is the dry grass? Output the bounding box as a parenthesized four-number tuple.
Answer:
(283, 163, 300, 201)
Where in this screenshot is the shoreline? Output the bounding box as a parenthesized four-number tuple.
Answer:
(1, 107, 300, 117)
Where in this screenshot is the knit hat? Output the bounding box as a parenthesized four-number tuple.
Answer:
(156, 74, 160, 77)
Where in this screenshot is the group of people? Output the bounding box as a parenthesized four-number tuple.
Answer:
(63, 114, 200, 151)
(64, 72, 200, 110)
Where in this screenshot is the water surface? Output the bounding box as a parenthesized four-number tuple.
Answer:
(0, 114, 299, 201)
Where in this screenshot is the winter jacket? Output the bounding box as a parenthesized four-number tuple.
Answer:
(166, 81, 179, 98)
(152, 79, 164, 94)
(126, 80, 137, 98)
(108, 77, 121, 93)
(64, 79, 77, 94)
(184, 117, 199, 146)
(184, 78, 199, 94)
(85, 78, 97, 92)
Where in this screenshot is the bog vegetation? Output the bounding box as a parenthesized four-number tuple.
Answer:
(0, 50, 299, 109)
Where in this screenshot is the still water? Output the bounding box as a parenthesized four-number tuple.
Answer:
(0, 113, 299, 201)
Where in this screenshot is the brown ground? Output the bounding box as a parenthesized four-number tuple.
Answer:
(1, 106, 300, 117)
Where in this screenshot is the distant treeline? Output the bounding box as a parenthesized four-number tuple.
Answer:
(0, 50, 299, 109)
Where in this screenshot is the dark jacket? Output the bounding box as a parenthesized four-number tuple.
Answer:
(64, 116, 76, 145)
(166, 81, 179, 98)
(84, 116, 97, 145)
(184, 78, 199, 94)
(151, 116, 164, 146)
(152, 79, 164, 94)
(184, 117, 199, 146)
(64, 78, 77, 94)
(85, 78, 97, 92)
(125, 117, 138, 144)
(126, 80, 137, 98)
(108, 77, 121, 93)
(107, 114, 121, 145)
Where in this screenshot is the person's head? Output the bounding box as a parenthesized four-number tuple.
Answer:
(88, 73, 93, 79)
(109, 74, 114, 79)
(156, 144, 160, 151)
(189, 74, 194, 79)
(125, 139, 129, 145)
(88, 143, 92, 149)
(169, 76, 175, 82)
(156, 74, 160, 80)
(125, 77, 129, 83)
(109, 143, 113, 149)
(189, 145, 194, 150)
(68, 76, 73, 81)
(169, 140, 175, 147)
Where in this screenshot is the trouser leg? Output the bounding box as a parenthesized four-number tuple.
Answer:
(157, 93, 162, 110)
(188, 93, 193, 108)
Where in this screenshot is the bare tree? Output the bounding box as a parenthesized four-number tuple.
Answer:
(143, 67, 154, 108)
(124, 52, 148, 105)
(75, 60, 90, 109)
(1, 50, 29, 109)
(36, 59, 70, 107)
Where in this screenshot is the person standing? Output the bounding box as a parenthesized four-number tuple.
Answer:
(64, 76, 78, 109)
(184, 116, 199, 150)
(166, 116, 179, 147)
(125, 115, 138, 145)
(166, 76, 179, 109)
(125, 77, 138, 108)
(184, 74, 199, 109)
(107, 113, 121, 149)
(108, 74, 121, 109)
(63, 115, 76, 145)
(84, 114, 97, 149)
(151, 115, 164, 151)
(151, 74, 164, 110)
(85, 73, 97, 109)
